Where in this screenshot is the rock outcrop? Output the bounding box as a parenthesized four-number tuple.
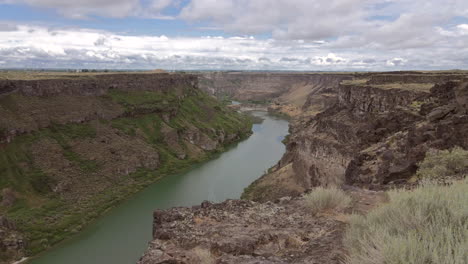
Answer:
(0, 216, 25, 263)
(138, 198, 347, 264)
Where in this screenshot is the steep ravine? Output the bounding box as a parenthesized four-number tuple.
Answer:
(139, 72, 468, 263)
(0, 73, 252, 263)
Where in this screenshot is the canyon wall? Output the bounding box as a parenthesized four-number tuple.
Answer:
(243, 73, 468, 201)
(199, 72, 352, 116)
(0, 74, 197, 143)
(0, 73, 252, 263)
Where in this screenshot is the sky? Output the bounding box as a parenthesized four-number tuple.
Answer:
(0, 0, 467, 71)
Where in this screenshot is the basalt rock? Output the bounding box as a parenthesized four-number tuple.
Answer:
(138, 199, 346, 264)
(0, 215, 25, 263)
(0, 188, 16, 207)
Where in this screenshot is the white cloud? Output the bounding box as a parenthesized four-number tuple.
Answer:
(0, 0, 179, 18)
(386, 57, 407, 66)
(1, 0, 468, 69)
(1, 23, 467, 70)
(457, 24, 468, 34)
(179, 0, 374, 40)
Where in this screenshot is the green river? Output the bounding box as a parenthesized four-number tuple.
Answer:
(29, 111, 289, 264)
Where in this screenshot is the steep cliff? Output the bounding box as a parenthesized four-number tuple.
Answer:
(199, 72, 352, 117)
(243, 73, 468, 201)
(0, 73, 252, 263)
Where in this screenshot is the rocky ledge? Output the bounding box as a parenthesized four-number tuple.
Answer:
(138, 199, 346, 264)
(138, 187, 386, 264)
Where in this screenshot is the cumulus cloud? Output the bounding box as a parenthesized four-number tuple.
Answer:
(178, 0, 468, 55)
(0, 0, 179, 18)
(179, 0, 373, 40)
(1, 23, 467, 70)
(0, 0, 468, 69)
(0, 24, 367, 69)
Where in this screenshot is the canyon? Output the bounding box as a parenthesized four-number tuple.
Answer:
(1, 70, 467, 264)
(0, 72, 252, 263)
(139, 71, 468, 263)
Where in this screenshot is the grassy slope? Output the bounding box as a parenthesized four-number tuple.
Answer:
(0, 88, 252, 259)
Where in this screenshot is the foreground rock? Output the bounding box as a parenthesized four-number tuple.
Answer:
(138, 199, 346, 264)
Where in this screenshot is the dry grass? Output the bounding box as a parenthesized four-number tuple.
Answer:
(340, 78, 434, 92)
(303, 186, 351, 214)
(341, 79, 369, 85)
(372, 82, 434, 92)
(344, 178, 468, 264)
(417, 147, 468, 179)
(0, 70, 170, 80)
(191, 247, 215, 264)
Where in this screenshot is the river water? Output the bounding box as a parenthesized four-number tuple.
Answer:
(29, 111, 289, 264)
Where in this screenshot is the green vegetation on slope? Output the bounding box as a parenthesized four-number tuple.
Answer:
(0, 87, 252, 259)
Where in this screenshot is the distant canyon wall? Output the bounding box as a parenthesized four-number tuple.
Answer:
(198, 72, 352, 108)
(0, 74, 197, 143)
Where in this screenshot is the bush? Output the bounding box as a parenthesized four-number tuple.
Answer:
(344, 179, 468, 264)
(417, 147, 468, 179)
(303, 186, 351, 214)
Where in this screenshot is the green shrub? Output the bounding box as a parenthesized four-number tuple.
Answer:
(344, 179, 468, 264)
(417, 147, 468, 179)
(303, 186, 351, 214)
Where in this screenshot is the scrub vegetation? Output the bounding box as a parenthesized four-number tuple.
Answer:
(303, 186, 351, 215)
(345, 179, 468, 264)
(416, 147, 468, 179)
(345, 147, 468, 264)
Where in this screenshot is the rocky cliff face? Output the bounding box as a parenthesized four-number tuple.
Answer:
(0, 73, 196, 97)
(243, 73, 468, 201)
(0, 73, 197, 144)
(199, 72, 352, 117)
(0, 73, 252, 263)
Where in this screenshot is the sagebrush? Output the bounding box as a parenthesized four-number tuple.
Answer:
(344, 179, 468, 264)
(416, 146, 468, 179)
(303, 186, 351, 214)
